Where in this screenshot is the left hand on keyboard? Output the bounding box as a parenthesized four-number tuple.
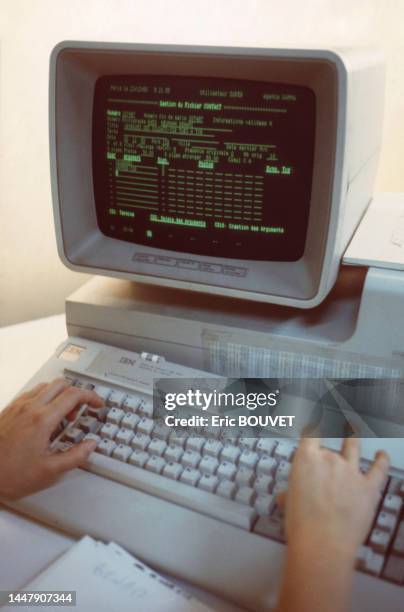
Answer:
(0, 379, 104, 499)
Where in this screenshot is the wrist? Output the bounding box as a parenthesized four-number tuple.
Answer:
(288, 530, 358, 564)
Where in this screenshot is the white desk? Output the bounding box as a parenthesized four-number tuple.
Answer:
(0, 315, 243, 611)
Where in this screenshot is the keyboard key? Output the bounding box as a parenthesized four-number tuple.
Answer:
(137, 417, 154, 436)
(162, 462, 183, 481)
(164, 444, 184, 463)
(64, 427, 85, 444)
(180, 467, 201, 487)
(274, 441, 295, 462)
(356, 545, 372, 570)
(359, 459, 370, 474)
(87, 405, 109, 421)
(128, 449, 149, 467)
(235, 467, 255, 488)
(185, 438, 205, 453)
(253, 517, 284, 542)
(387, 477, 404, 496)
(376, 511, 398, 533)
(112, 444, 132, 462)
(100, 423, 119, 440)
(78, 416, 101, 434)
(254, 474, 274, 494)
(123, 395, 142, 413)
(115, 428, 135, 446)
(217, 461, 237, 481)
(93, 385, 111, 401)
(275, 461, 291, 481)
(383, 554, 404, 584)
(121, 413, 140, 430)
(369, 528, 391, 554)
(203, 439, 223, 458)
(198, 474, 219, 493)
(138, 400, 153, 418)
(255, 494, 276, 516)
(83, 433, 101, 445)
(256, 456, 277, 476)
(169, 434, 186, 448)
(239, 437, 257, 451)
(97, 438, 116, 457)
(145, 455, 166, 474)
(152, 423, 170, 441)
(72, 380, 85, 389)
(221, 443, 241, 464)
(107, 390, 127, 408)
(256, 438, 276, 456)
(106, 407, 125, 426)
(217, 479, 237, 500)
(182, 450, 201, 469)
(363, 550, 385, 576)
(131, 433, 151, 451)
(239, 450, 259, 470)
(148, 438, 167, 457)
(221, 436, 239, 446)
(199, 456, 219, 475)
(235, 486, 256, 506)
(382, 494, 403, 516)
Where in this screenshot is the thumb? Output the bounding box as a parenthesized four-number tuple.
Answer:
(48, 439, 97, 474)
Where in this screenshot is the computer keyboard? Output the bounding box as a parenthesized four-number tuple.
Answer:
(57, 372, 404, 587)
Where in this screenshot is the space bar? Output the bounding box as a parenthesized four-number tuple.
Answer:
(84, 453, 257, 530)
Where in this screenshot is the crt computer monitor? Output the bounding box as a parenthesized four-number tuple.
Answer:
(50, 42, 385, 308)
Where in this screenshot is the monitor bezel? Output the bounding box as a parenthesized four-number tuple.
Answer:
(50, 42, 346, 307)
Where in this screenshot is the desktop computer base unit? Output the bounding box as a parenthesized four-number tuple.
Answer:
(66, 265, 404, 377)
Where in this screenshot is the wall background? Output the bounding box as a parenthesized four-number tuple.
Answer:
(1, 0, 404, 327)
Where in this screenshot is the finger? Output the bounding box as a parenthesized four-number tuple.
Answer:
(47, 439, 97, 473)
(45, 387, 104, 426)
(299, 436, 321, 452)
(65, 407, 80, 422)
(366, 450, 390, 492)
(35, 378, 71, 405)
(341, 437, 361, 465)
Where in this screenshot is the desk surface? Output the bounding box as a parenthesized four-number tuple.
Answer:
(0, 315, 242, 611)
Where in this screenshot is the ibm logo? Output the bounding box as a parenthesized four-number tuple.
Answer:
(119, 356, 136, 366)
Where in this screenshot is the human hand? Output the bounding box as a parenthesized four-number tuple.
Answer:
(278, 438, 390, 558)
(0, 379, 104, 499)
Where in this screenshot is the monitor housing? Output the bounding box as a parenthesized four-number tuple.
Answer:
(50, 42, 385, 308)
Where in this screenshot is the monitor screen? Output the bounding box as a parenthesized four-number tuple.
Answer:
(93, 75, 315, 261)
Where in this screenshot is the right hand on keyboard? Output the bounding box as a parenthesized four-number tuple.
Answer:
(278, 437, 390, 555)
(0, 379, 104, 499)
(275, 438, 390, 612)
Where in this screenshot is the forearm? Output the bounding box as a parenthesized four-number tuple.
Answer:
(275, 536, 357, 612)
